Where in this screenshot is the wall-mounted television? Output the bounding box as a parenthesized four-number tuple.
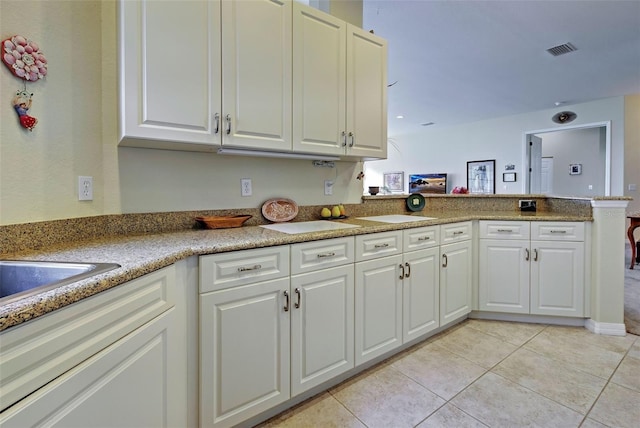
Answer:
(409, 173, 448, 194)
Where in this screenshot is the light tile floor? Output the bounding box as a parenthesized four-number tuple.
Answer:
(257, 320, 640, 428)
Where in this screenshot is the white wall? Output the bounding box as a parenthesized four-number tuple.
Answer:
(364, 97, 626, 196)
(537, 127, 605, 197)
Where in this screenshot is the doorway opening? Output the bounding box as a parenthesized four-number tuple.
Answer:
(523, 121, 611, 196)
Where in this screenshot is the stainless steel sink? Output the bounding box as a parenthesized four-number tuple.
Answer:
(0, 260, 121, 305)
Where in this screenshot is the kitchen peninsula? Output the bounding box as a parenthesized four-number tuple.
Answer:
(0, 194, 629, 428)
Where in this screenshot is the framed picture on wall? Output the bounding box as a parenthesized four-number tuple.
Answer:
(383, 171, 404, 192)
(503, 172, 517, 182)
(467, 160, 495, 194)
(569, 164, 582, 175)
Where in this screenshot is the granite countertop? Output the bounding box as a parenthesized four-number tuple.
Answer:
(0, 210, 591, 332)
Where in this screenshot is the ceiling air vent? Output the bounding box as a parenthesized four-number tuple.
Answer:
(546, 42, 577, 56)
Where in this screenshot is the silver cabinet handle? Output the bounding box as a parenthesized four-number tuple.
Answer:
(317, 252, 336, 258)
(374, 243, 389, 249)
(533, 249, 538, 261)
(453, 231, 464, 236)
(341, 131, 347, 147)
(294, 288, 301, 309)
(442, 254, 448, 267)
(399, 264, 405, 280)
(237, 264, 261, 272)
(225, 114, 231, 135)
(497, 229, 513, 233)
(283, 290, 289, 312)
(348, 131, 355, 147)
(214, 113, 220, 134)
(418, 236, 430, 241)
(525, 248, 530, 261)
(550, 230, 567, 234)
(405, 262, 410, 278)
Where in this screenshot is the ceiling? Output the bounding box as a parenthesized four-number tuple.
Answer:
(362, 0, 640, 137)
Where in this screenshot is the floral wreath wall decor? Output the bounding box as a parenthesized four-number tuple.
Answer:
(2, 35, 48, 131)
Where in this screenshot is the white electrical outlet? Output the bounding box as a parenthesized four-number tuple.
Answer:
(78, 176, 93, 201)
(241, 178, 252, 196)
(324, 180, 333, 195)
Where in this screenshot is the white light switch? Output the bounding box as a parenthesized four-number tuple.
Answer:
(629, 184, 637, 191)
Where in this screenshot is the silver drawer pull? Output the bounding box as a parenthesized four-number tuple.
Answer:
(237, 264, 262, 272)
(453, 231, 464, 236)
(497, 229, 513, 233)
(317, 252, 336, 258)
(418, 236, 431, 241)
(550, 230, 567, 234)
(374, 243, 390, 248)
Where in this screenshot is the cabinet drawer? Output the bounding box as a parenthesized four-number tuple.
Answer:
(440, 221, 472, 243)
(403, 226, 440, 252)
(480, 221, 530, 240)
(531, 222, 584, 241)
(355, 231, 402, 262)
(291, 237, 354, 275)
(199, 246, 290, 293)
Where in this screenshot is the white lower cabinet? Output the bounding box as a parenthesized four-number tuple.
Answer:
(402, 247, 440, 341)
(200, 239, 355, 427)
(439, 222, 473, 325)
(291, 264, 354, 396)
(479, 221, 585, 317)
(355, 253, 403, 365)
(0, 265, 187, 428)
(200, 276, 291, 428)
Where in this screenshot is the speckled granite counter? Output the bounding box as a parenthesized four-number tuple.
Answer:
(0, 203, 594, 332)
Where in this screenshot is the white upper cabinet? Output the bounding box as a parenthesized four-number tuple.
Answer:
(222, 0, 292, 151)
(292, 2, 387, 159)
(119, 0, 291, 152)
(119, 0, 219, 149)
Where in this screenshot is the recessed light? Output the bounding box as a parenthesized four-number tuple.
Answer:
(554, 101, 565, 106)
(396, 115, 404, 119)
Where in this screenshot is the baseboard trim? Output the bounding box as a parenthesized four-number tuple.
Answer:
(585, 319, 627, 336)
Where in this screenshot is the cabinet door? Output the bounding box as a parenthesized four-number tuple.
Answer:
(0, 309, 185, 428)
(403, 248, 440, 342)
(292, 2, 346, 155)
(355, 254, 403, 365)
(200, 277, 290, 428)
(291, 265, 354, 396)
(479, 240, 530, 314)
(440, 240, 472, 325)
(530, 241, 584, 317)
(119, 0, 220, 147)
(221, 0, 292, 151)
(345, 24, 387, 159)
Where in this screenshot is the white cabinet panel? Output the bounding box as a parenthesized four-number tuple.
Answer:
(403, 247, 440, 341)
(531, 241, 584, 317)
(355, 230, 402, 262)
(479, 240, 530, 314)
(291, 237, 354, 274)
(440, 240, 473, 325)
(200, 246, 289, 292)
(403, 226, 440, 252)
(200, 277, 290, 428)
(291, 265, 354, 395)
(355, 254, 403, 365)
(441, 221, 473, 244)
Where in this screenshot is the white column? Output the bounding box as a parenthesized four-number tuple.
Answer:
(586, 199, 629, 335)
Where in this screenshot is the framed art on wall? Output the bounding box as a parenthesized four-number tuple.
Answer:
(383, 171, 404, 192)
(503, 172, 517, 182)
(467, 160, 495, 194)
